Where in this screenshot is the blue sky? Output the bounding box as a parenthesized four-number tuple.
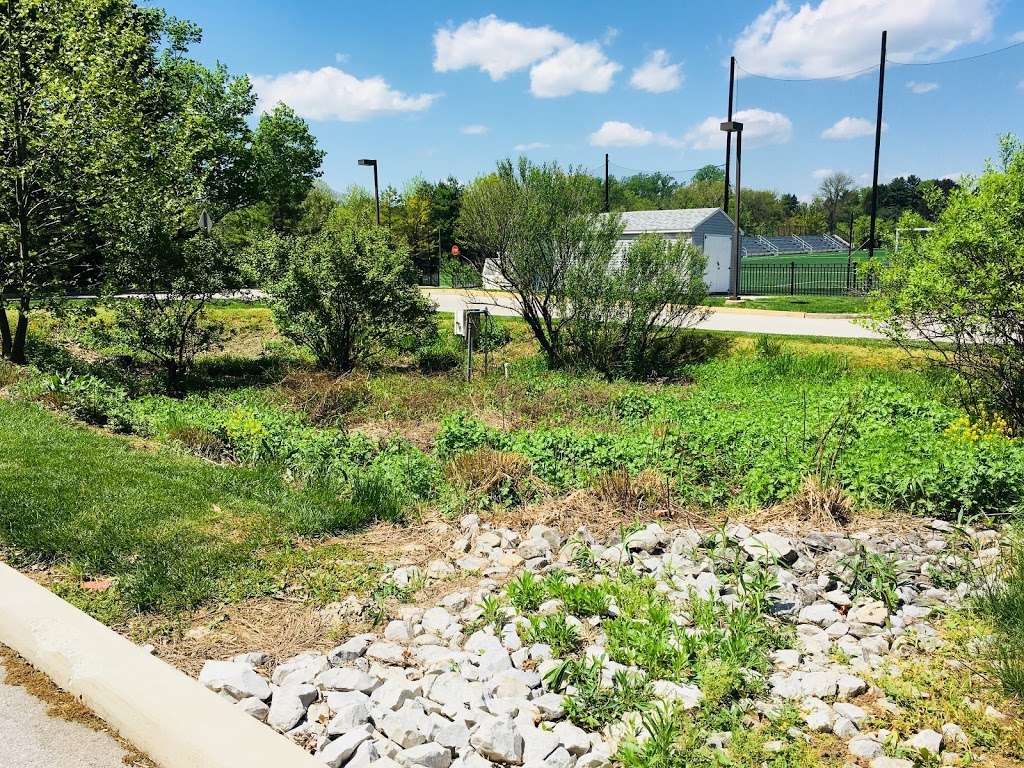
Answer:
(161, 0, 1024, 200)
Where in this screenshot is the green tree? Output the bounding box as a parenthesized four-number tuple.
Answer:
(0, 0, 168, 363)
(817, 172, 856, 234)
(691, 164, 726, 184)
(871, 135, 1024, 428)
(259, 224, 434, 371)
(251, 104, 324, 232)
(457, 158, 621, 369)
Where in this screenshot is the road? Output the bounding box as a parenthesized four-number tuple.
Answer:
(0, 654, 130, 768)
(423, 288, 882, 340)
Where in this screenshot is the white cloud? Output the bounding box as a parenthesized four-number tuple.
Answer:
(821, 116, 886, 140)
(733, 0, 994, 78)
(461, 124, 488, 135)
(685, 107, 793, 150)
(907, 80, 939, 94)
(529, 43, 620, 97)
(630, 50, 683, 93)
(435, 16, 620, 98)
(812, 168, 833, 180)
(588, 120, 683, 148)
(334, 52, 349, 64)
(433, 15, 570, 80)
(1011, 30, 1024, 42)
(251, 67, 437, 121)
(513, 141, 550, 151)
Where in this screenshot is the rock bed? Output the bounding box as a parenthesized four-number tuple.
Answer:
(198, 516, 1003, 768)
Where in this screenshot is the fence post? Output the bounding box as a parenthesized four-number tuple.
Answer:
(789, 261, 795, 296)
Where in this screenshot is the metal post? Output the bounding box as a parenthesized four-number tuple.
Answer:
(372, 162, 380, 227)
(604, 153, 609, 213)
(846, 212, 854, 291)
(731, 127, 742, 299)
(868, 31, 886, 261)
(790, 261, 795, 295)
(723, 56, 735, 213)
(465, 315, 474, 382)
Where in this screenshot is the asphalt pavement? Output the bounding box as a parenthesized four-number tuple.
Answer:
(0, 654, 130, 768)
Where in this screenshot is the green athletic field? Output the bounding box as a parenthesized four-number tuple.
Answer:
(741, 249, 889, 266)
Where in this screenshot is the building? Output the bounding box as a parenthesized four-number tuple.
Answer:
(482, 207, 736, 294)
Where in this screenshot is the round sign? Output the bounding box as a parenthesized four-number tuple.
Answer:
(450, 244, 461, 257)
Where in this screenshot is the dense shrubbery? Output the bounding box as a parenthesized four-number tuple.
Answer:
(436, 350, 1024, 519)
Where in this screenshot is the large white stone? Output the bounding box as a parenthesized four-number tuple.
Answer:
(741, 533, 797, 564)
(397, 742, 452, 768)
(199, 660, 271, 701)
(317, 667, 380, 693)
(315, 723, 374, 768)
(470, 716, 524, 764)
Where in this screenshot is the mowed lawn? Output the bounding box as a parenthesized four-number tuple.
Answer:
(0, 399, 372, 621)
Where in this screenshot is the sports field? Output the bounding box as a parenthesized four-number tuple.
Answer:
(741, 249, 889, 266)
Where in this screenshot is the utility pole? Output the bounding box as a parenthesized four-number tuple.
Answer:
(358, 158, 380, 226)
(868, 31, 887, 261)
(720, 120, 744, 300)
(604, 153, 610, 213)
(723, 56, 736, 213)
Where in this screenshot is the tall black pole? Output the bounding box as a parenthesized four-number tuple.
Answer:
(372, 162, 381, 227)
(604, 153, 609, 213)
(868, 31, 886, 260)
(731, 128, 742, 300)
(723, 56, 735, 213)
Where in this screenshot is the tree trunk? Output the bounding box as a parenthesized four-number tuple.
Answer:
(0, 299, 11, 358)
(10, 297, 29, 364)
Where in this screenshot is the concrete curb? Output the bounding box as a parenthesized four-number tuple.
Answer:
(0, 562, 324, 768)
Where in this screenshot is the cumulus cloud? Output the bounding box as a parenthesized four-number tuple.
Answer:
(433, 15, 569, 79)
(733, 0, 994, 78)
(435, 16, 620, 98)
(588, 120, 683, 148)
(1012, 30, 1024, 42)
(812, 168, 834, 180)
(821, 116, 886, 140)
(907, 81, 939, 94)
(461, 124, 488, 135)
(529, 43, 620, 97)
(630, 50, 683, 93)
(685, 108, 793, 150)
(513, 141, 550, 151)
(251, 67, 437, 121)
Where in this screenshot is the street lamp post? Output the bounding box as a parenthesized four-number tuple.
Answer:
(358, 158, 380, 226)
(719, 120, 743, 300)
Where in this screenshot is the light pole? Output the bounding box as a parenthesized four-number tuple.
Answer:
(720, 120, 743, 300)
(358, 158, 380, 226)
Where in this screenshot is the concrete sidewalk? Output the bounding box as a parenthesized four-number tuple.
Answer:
(0, 653, 130, 768)
(423, 288, 881, 340)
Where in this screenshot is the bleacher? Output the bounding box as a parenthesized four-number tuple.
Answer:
(742, 233, 851, 257)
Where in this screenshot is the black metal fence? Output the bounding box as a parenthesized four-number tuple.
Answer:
(740, 261, 878, 296)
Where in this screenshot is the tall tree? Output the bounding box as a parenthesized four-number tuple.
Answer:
(817, 172, 856, 234)
(691, 164, 726, 184)
(251, 104, 324, 233)
(0, 0, 167, 362)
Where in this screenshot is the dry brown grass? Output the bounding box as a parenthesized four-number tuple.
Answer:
(0, 644, 154, 767)
(280, 369, 370, 426)
(446, 448, 533, 498)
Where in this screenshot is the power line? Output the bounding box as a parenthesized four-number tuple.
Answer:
(734, 60, 879, 82)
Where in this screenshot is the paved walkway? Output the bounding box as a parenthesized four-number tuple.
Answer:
(423, 288, 882, 340)
(0, 654, 129, 768)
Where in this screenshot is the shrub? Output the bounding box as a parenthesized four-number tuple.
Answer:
(564, 233, 709, 380)
(872, 134, 1024, 430)
(446, 448, 532, 507)
(416, 333, 463, 373)
(257, 224, 435, 371)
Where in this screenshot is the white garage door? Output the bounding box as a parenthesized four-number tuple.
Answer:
(702, 234, 732, 294)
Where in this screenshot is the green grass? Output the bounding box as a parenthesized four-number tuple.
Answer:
(742, 249, 889, 266)
(973, 532, 1024, 699)
(0, 399, 376, 620)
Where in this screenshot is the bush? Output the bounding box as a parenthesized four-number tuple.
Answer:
(257, 224, 435, 371)
(416, 333, 463, 373)
(564, 233, 709, 380)
(872, 134, 1024, 430)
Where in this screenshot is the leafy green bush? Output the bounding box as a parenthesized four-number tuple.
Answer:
(416, 333, 462, 373)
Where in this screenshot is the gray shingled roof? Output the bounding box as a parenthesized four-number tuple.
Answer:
(616, 208, 721, 234)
